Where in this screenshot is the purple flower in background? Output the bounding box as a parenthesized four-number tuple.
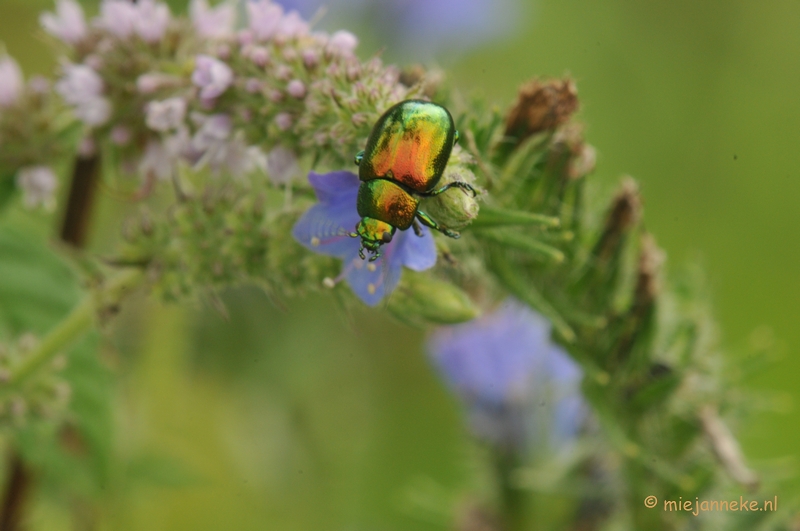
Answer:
(145, 97, 187, 132)
(133, 0, 171, 43)
(265, 146, 298, 184)
(278, 10, 309, 38)
(0, 55, 23, 108)
(190, 0, 236, 39)
(192, 55, 234, 100)
(247, 0, 284, 41)
(428, 300, 585, 451)
(55, 64, 111, 126)
(276, 0, 517, 57)
(95, 0, 137, 38)
(95, 0, 170, 42)
(40, 0, 87, 44)
(16, 166, 58, 211)
(292, 171, 437, 306)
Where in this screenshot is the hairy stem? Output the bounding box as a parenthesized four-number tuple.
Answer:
(2, 267, 143, 397)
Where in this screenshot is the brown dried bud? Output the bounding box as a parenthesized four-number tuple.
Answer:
(700, 405, 759, 491)
(594, 177, 642, 261)
(398, 64, 443, 99)
(398, 64, 426, 88)
(505, 78, 579, 143)
(633, 233, 665, 311)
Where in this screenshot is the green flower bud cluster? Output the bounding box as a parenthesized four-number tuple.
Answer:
(0, 335, 71, 428)
(121, 185, 339, 301)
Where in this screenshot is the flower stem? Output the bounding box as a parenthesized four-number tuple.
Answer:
(60, 155, 101, 247)
(3, 267, 144, 394)
(494, 452, 529, 531)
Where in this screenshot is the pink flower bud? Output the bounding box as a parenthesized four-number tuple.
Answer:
(287, 79, 306, 99)
(274, 112, 292, 131)
(302, 49, 319, 69)
(238, 29, 254, 46)
(111, 125, 132, 146)
(328, 30, 358, 57)
(245, 78, 262, 94)
(249, 46, 270, 67)
(78, 137, 97, 157)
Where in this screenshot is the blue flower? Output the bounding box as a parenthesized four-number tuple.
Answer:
(275, 0, 519, 58)
(427, 300, 585, 451)
(292, 170, 437, 306)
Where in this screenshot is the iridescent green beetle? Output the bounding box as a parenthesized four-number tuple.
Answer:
(351, 99, 476, 261)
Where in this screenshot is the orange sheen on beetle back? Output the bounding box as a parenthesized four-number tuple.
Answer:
(359, 100, 454, 193)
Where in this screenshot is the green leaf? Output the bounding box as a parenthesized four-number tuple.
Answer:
(126, 452, 201, 488)
(62, 332, 115, 490)
(0, 172, 16, 212)
(476, 229, 565, 263)
(0, 224, 115, 494)
(488, 248, 575, 342)
(469, 204, 560, 229)
(0, 226, 81, 337)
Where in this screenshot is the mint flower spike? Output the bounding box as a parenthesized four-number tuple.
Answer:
(0, 55, 23, 108)
(94, 0, 170, 42)
(292, 171, 437, 306)
(427, 300, 586, 451)
(40, 0, 87, 44)
(189, 0, 236, 39)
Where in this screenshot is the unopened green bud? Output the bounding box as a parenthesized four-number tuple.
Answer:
(420, 167, 480, 230)
(387, 270, 479, 327)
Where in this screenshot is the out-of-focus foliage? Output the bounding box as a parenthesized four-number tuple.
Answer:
(0, 0, 797, 530)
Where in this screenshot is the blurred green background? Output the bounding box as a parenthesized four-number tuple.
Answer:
(1, 0, 798, 529)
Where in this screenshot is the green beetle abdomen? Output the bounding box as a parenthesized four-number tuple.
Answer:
(359, 99, 455, 193)
(357, 179, 419, 230)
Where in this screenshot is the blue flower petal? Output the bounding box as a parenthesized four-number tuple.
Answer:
(308, 170, 361, 203)
(292, 200, 361, 257)
(427, 299, 586, 451)
(293, 170, 441, 306)
(396, 226, 437, 271)
(343, 246, 403, 307)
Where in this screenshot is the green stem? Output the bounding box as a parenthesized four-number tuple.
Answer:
(494, 452, 529, 531)
(4, 267, 144, 393)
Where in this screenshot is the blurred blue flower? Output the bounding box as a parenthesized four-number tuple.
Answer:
(427, 300, 585, 451)
(275, 0, 519, 57)
(292, 171, 437, 306)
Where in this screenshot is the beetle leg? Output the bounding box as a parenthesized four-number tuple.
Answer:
(412, 219, 423, 237)
(418, 181, 477, 198)
(416, 210, 461, 239)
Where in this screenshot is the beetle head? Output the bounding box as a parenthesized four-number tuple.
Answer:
(351, 217, 396, 261)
